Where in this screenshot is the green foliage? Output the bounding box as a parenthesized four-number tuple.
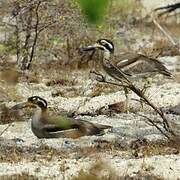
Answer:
(78, 0, 109, 24)
(0, 41, 16, 55)
(0, 44, 6, 53)
(51, 35, 61, 46)
(110, 0, 142, 21)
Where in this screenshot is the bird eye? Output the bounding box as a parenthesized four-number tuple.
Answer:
(100, 40, 107, 45)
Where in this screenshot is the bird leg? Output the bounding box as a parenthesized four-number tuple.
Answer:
(140, 78, 152, 110)
(124, 87, 130, 113)
(90, 70, 106, 82)
(90, 70, 131, 113)
(141, 77, 152, 93)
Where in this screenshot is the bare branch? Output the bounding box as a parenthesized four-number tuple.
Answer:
(136, 113, 171, 139)
(27, 1, 41, 70)
(152, 17, 177, 47)
(0, 123, 12, 137)
(90, 70, 129, 88)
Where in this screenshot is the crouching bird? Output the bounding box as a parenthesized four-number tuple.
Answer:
(14, 96, 111, 138)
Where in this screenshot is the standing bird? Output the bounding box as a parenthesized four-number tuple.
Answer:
(81, 39, 172, 111)
(14, 96, 111, 138)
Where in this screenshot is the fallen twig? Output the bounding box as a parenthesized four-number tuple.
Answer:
(152, 17, 177, 47)
(0, 123, 13, 137)
(136, 113, 171, 139)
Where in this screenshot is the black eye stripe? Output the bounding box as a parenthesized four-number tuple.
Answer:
(38, 99, 47, 107)
(28, 96, 47, 108)
(99, 40, 114, 50)
(97, 39, 114, 53)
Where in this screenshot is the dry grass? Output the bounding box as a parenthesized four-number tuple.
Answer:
(0, 84, 21, 102)
(73, 159, 163, 180)
(0, 104, 22, 124)
(0, 137, 179, 164)
(130, 139, 180, 158)
(143, 38, 179, 57)
(73, 159, 118, 180)
(0, 173, 38, 180)
(0, 137, 178, 179)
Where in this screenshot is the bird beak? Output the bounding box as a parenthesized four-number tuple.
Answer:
(11, 101, 36, 110)
(80, 43, 104, 51)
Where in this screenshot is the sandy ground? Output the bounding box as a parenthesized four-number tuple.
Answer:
(0, 55, 180, 179)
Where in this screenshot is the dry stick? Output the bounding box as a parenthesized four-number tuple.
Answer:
(93, 71, 175, 137)
(27, 1, 41, 70)
(27, 2, 57, 69)
(152, 17, 178, 49)
(115, 80, 174, 136)
(124, 85, 175, 136)
(22, 9, 32, 70)
(66, 37, 71, 64)
(0, 123, 13, 137)
(136, 113, 170, 139)
(15, 18, 20, 63)
(38, 21, 57, 34)
(90, 71, 128, 89)
(113, 64, 175, 136)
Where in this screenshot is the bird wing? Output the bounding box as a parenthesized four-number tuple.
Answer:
(42, 114, 111, 136)
(112, 52, 171, 77)
(42, 114, 76, 132)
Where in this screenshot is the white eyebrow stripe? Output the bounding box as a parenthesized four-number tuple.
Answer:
(38, 99, 47, 107)
(107, 42, 113, 49)
(101, 40, 113, 49)
(101, 40, 107, 43)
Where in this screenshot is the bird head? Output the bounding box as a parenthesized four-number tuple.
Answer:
(81, 39, 114, 53)
(12, 96, 48, 110)
(27, 96, 48, 109)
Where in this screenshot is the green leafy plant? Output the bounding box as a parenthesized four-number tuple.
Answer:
(78, 0, 109, 24)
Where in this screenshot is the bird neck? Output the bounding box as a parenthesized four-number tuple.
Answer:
(33, 106, 47, 118)
(31, 106, 48, 129)
(103, 50, 111, 60)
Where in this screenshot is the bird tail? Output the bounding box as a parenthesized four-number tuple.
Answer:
(140, 54, 173, 78)
(161, 69, 173, 78)
(76, 119, 112, 136)
(94, 123, 112, 130)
